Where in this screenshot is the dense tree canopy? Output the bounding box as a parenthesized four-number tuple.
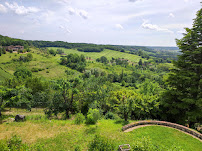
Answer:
(161, 8, 202, 125)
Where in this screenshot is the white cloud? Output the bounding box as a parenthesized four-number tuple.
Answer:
(115, 24, 124, 30)
(142, 20, 173, 33)
(129, 0, 143, 2)
(162, 24, 188, 29)
(169, 13, 175, 18)
(68, 7, 89, 19)
(40, 10, 55, 23)
(79, 10, 88, 19)
(5, 2, 40, 15)
(68, 7, 76, 15)
(59, 25, 71, 33)
(57, 0, 70, 5)
(177, 30, 185, 34)
(0, 4, 7, 13)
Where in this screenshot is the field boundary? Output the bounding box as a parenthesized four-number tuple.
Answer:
(122, 120, 202, 140)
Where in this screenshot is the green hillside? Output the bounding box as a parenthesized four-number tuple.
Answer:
(0, 47, 147, 80)
(0, 67, 12, 81)
(50, 47, 145, 63)
(0, 109, 201, 151)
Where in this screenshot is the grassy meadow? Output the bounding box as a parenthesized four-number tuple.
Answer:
(0, 47, 146, 81)
(50, 47, 145, 63)
(0, 108, 201, 151)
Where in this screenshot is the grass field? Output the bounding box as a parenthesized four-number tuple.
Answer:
(0, 48, 147, 81)
(0, 67, 12, 81)
(50, 47, 145, 63)
(0, 49, 69, 80)
(0, 108, 201, 151)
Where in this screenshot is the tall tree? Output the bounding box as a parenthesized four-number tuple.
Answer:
(161, 8, 202, 126)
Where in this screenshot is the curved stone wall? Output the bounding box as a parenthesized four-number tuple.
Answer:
(122, 120, 202, 140)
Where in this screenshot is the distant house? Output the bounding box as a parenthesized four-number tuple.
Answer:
(6, 45, 24, 51)
(60, 53, 67, 56)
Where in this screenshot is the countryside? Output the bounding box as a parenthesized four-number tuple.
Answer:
(0, 0, 201, 151)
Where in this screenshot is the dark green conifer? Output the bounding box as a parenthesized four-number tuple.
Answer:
(162, 8, 202, 126)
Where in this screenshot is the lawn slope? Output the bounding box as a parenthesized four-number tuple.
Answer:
(0, 109, 201, 151)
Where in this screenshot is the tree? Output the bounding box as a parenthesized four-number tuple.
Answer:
(14, 86, 33, 111)
(45, 78, 81, 118)
(119, 96, 133, 121)
(138, 59, 143, 66)
(0, 48, 2, 56)
(14, 67, 32, 79)
(161, 8, 202, 126)
(0, 86, 9, 117)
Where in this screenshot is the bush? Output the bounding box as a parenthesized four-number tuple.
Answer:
(9, 49, 13, 53)
(8, 135, 29, 150)
(74, 113, 85, 125)
(88, 135, 116, 151)
(86, 108, 100, 124)
(74, 145, 81, 151)
(0, 140, 9, 150)
(104, 112, 118, 120)
(131, 137, 183, 151)
(31, 67, 39, 72)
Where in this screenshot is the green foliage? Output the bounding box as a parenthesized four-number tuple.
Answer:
(88, 135, 116, 151)
(74, 112, 85, 125)
(0, 35, 29, 46)
(138, 59, 143, 66)
(118, 96, 133, 121)
(12, 53, 33, 62)
(104, 111, 118, 120)
(0, 86, 10, 117)
(161, 8, 202, 125)
(56, 49, 64, 54)
(48, 49, 56, 56)
(132, 137, 159, 151)
(74, 145, 81, 151)
(7, 135, 29, 151)
(131, 136, 183, 151)
(139, 79, 160, 95)
(14, 67, 32, 79)
(96, 56, 108, 64)
(86, 108, 100, 124)
(78, 47, 104, 52)
(60, 53, 86, 72)
(14, 86, 32, 110)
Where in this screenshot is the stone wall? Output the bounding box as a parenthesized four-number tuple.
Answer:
(122, 120, 202, 140)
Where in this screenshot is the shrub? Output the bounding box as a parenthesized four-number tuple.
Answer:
(88, 135, 116, 151)
(131, 137, 183, 151)
(8, 135, 29, 150)
(31, 68, 39, 72)
(0, 140, 9, 150)
(9, 49, 13, 53)
(86, 108, 100, 124)
(104, 112, 118, 120)
(74, 113, 85, 125)
(74, 145, 81, 151)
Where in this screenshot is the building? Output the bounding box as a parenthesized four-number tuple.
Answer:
(6, 45, 24, 51)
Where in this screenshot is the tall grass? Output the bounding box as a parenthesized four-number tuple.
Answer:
(1, 110, 202, 151)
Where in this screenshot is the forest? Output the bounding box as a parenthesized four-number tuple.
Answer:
(0, 6, 201, 151)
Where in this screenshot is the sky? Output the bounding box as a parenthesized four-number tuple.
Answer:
(0, 0, 201, 46)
